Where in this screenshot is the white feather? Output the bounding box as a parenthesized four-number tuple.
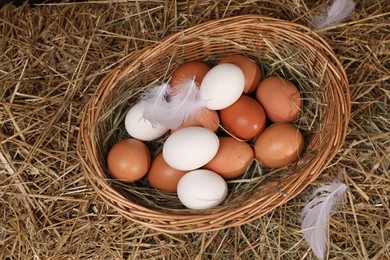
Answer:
(141, 78, 206, 129)
(301, 182, 347, 260)
(167, 77, 206, 128)
(141, 81, 172, 127)
(314, 0, 356, 29)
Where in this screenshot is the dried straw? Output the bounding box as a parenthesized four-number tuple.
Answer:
(0, 0, 389, 259)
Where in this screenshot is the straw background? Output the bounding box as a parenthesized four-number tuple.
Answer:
(1, 0, 389, 259)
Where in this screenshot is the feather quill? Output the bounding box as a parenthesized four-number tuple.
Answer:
(141, 78, 206, 129)
(301, 182, 347, 260)
(313, 0, 356, 29)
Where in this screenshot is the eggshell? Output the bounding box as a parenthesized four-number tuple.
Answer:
(170, 61, 210, 89)
(220, 95, 267, 140)
(218, 54, 262, 94)
(107, 139, 151, 182)
(171, 109, 220, 133)
(125, 102, 169, 141)
(200, 63, 245, 110)
(256, 76, 302, 123)
(204, 137, 254, 179)
(147, 153, 187, 192)
(162, 126, 219, 171)
(177, 169, 228, 210)
(254, 123, 304, 169)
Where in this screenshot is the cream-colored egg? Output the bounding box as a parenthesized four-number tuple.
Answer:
(177, 169, 228, 209)
(200, 63, 245, 110)
(125, 102, 169, 141)
(162, 126, 219, 171)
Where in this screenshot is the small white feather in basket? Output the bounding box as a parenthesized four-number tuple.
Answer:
(141, 78, 206, 129)
(301, 182, 348, 259)
(141, 81, 172, 127)
(313, 0, 356, 29)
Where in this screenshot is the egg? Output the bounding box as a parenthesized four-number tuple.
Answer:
(147, 153, 187, 192)
(218, 54, 262, 94)
(163, 126, 219, 171)
(125, 102, 169, 141)
(170, 61, 210, 89)
(200, 63, 245, 110)
(220, 95, 267, 140)
(204, 137, 254, 179)
(177, 169, 228, 210)
(171, 109, 220, 133)
(107, 138, 151, 182)
(254, 123, 304, 169)
(256, 76, 302, 123)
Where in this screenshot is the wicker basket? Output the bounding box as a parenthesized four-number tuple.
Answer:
(77, 15, 350, 233)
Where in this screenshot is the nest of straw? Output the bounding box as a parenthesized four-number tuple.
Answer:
(77, 15, 350, 233)
(1, 1, 389, 258)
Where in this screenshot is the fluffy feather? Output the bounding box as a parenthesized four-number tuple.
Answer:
(301, 182, 347, 260)
(141, 81, 172, 127)
(314, 0, 356, 29)
(168, 78, 206, 128)
(141, 78, 206, 129)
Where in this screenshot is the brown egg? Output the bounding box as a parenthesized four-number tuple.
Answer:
(147, 153, 187, 192)
(107, 139, 151, 182)
(254, 123, 304, 169)
(170, 61, 210, 89)
(256, 76, 302, 123)
(171, 109, 220, 133)
(220, 95, 267, 140)
(219, 54, 262, 94)
(204, 136, 254, 179)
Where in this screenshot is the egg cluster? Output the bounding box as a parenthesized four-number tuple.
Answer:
(106, 55, 304, 210)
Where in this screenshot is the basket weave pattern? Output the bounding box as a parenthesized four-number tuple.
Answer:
(77, 15, 350, 233)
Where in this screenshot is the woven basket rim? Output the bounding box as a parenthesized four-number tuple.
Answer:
(77, 14, 351, 233)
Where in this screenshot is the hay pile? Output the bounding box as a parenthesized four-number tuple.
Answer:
(0, 1, 388, 259)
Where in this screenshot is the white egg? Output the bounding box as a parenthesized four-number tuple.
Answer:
(200, 63, 245, 110)
(177, 169, 228, 210)
(125, 102, 169, 141)
(162, 126, 219, 171)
